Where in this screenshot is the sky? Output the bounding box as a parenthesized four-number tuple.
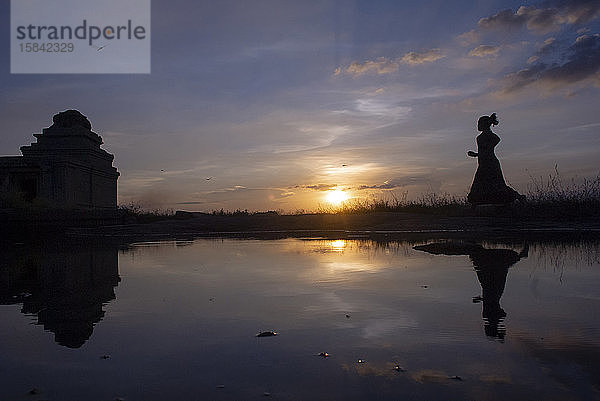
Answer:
(1, 0, 599, 211)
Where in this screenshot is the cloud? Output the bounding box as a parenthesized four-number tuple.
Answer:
(478, 2, 600, 34)
(478, 8, 528, 31)
(499, 34, 600, 93)
(560, 0, 600, 24)
(469, 45, 501, 57)
(357, 176, 435, 190)
(543, 34, 600, 83)
(519, 6, 566, 33)
(527, 37, 557, 63)
(301, 183, 338, 191)
(358, 181, 400, 190)
(538, 37, 557, 54)
(334, 57, 399, 76)
(334, 49, 444, 76)
(500, 63, 549, 92)
(400, 49, 444, 65)
(457, 29, 480, 46)
(354, 98, 411, 118)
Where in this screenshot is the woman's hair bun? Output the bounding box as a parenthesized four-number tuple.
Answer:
(490, 113, 499, 126)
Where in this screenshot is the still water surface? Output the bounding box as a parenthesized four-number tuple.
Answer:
(1, 237, 599, 400)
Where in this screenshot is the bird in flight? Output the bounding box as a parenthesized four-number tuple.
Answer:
(93, 44, 108, 51)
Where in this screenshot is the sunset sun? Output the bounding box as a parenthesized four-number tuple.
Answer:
(325, 189, 350, 205)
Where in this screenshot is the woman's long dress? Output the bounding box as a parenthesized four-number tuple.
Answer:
(467, 130, 520, 205)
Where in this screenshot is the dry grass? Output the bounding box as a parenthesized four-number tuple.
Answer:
(118, 202, 174, 223)
(318, 168, 600, 219)
(520, 167, 600, 218)
(526, 166, 600, 204)
(316, 191, 468, 215)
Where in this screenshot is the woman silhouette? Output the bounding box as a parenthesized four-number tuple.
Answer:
(467, 113, 523, 205)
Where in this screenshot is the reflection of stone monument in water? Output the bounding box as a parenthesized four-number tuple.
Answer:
(0, 110, 119, 209)
(0, 242, 120, 348)
(414, 241, 528, 340)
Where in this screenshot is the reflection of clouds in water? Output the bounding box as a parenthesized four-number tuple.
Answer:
(350, 364, 513, 387)
(342, 361, 405, 378)
(362, 316, 418, 339)
(529, 276, 541, 300)
(478, 374, 512, 384)
(302, 292, 356, 315)
(512, 334, 600, 391)
(346, 361, 515, 386)
(301, 292, 419, 338)
(322, 261, 381, 276)
(411, 369, 453, 383)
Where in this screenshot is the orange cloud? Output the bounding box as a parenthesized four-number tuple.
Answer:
(469, 44, 501, 57)
(334, 49, 444, 76)
(400, 49, 444, 65)
(334, 57, 399, 76)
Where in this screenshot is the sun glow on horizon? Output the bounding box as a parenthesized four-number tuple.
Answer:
(325, 189, 350, 205)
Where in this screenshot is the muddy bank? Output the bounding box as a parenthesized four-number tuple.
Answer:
(63, 211, 600, 242)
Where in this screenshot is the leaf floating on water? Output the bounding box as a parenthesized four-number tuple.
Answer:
(394, 365, 406, 372)
(256, 331, 278, 337)
(318, 352, 330, 358)
(449, 375, 463, 381)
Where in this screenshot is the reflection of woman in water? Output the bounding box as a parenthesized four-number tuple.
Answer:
(467, 113, 523, 205)
(414, 241, 528, 340)
(469, 245, 528, 340)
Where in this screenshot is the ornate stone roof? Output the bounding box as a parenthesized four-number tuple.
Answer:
(51, 110, 92, 130)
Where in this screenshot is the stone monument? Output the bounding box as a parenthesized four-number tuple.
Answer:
(0, 110, 119, 209)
